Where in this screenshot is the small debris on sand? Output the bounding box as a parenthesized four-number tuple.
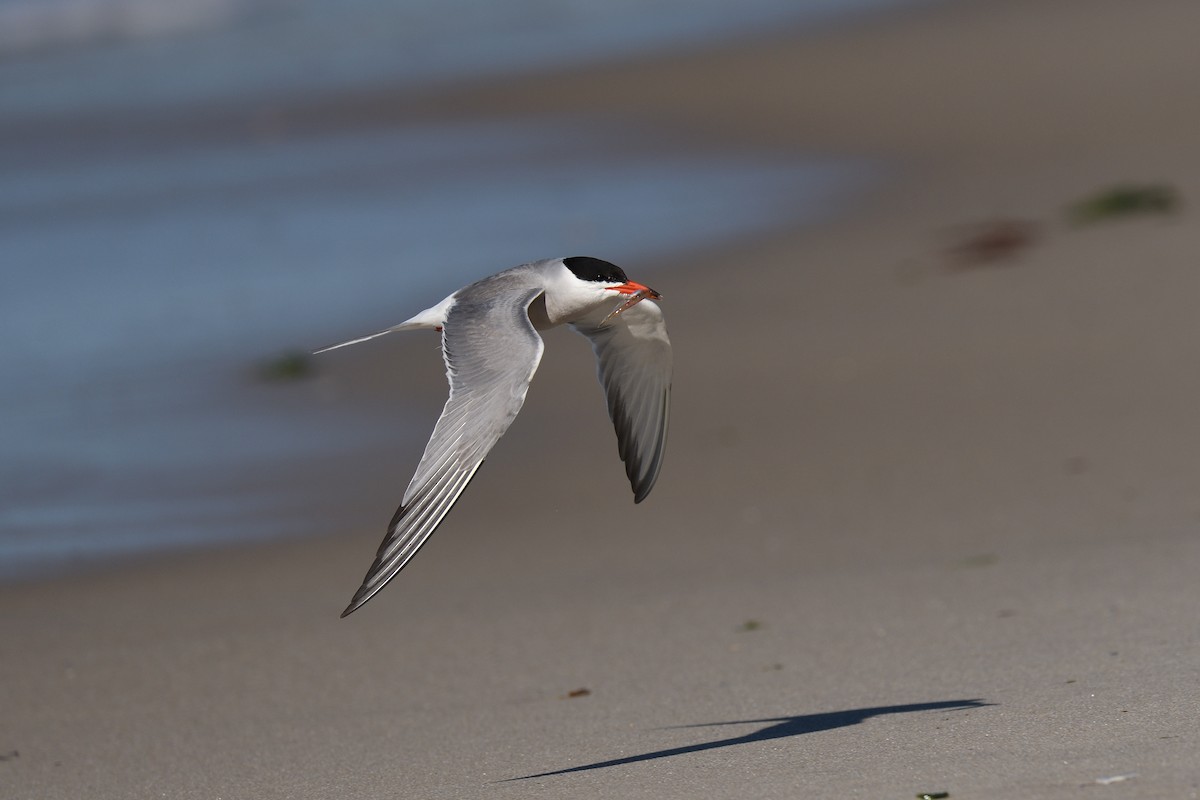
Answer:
(945, 219, 1039, 268)
(1094, 773, 1137, 786)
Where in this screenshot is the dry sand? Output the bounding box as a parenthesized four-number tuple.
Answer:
(5, 0, 1200, 797)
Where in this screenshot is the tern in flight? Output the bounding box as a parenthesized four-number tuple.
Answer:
(316, 257, 672, 616)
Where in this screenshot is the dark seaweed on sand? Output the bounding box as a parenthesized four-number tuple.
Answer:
(1068, 184, 1180, 224)
(258, 351, 315, 382)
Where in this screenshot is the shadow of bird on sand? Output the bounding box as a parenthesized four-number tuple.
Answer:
(507, 698, 991, 781)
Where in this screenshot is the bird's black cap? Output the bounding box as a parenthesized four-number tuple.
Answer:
(563, 256, 629, 284)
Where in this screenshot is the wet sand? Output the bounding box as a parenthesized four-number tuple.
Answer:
(5, 0, 1200, 797)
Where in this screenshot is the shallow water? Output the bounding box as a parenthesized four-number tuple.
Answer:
(1, 0, 915, 118)
(0, 0, 893, 577)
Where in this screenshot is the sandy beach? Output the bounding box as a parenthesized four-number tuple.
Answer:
(5, 0, 1200, 797)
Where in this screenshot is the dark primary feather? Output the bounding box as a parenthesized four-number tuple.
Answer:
(572, 300, 672, 502)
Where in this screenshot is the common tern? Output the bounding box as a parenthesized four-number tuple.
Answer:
(317, 257, 672, 616)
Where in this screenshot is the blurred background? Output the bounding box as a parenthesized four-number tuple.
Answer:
(0, 0, 905, 578)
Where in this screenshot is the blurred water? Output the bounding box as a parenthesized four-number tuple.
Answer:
(1, 0, 914, 118)
(0, 0, 892, 577)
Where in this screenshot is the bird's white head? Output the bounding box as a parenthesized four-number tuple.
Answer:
(546, 256, 661, 326)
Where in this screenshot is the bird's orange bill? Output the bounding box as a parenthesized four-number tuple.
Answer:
(601, 286, 661, 325)
(609, 280, 660, 297)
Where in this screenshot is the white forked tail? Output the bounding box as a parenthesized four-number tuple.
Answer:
(314, 295, 457, 355)
(313, 328, 400, 355)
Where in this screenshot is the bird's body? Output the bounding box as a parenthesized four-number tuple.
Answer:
(317, 257, 671, 616)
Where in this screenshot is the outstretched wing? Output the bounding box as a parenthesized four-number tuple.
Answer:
(341, 285, 546, 616)
(571, 299, 672, 503)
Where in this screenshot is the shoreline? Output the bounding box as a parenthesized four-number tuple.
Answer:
(0, 6, 907, 585)
(0, 137, 878, 583)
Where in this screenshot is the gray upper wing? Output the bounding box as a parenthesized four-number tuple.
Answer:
(571, 299, 672, 503)
(342, 281, 546, 616)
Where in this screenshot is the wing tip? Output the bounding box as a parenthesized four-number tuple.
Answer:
(628, 438, 667, 504)
(631, 473, 658, 504)
(340, 585, 373, 617)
